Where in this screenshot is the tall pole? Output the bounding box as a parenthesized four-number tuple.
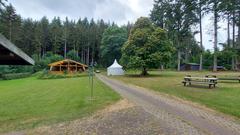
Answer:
(199, 0, 203, 71)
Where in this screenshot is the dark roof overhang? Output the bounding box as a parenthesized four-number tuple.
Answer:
(0, 34, 35, 65)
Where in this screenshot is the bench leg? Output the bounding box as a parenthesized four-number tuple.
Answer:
(209, 84, 212, 89)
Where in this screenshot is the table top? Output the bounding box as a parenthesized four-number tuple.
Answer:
(184, 77, 218, 80)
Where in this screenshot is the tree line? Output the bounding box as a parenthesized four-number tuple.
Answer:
(0, 0, 240, 74)
(0, 1, 133, 69)
(150, 0, 240, 71)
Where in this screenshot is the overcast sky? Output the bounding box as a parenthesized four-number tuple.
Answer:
(8, 0, 230, 51)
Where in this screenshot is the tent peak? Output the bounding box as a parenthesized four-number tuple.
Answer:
(108, 59, 122, 68)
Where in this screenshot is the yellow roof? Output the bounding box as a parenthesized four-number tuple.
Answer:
(48, 59, 88, 67)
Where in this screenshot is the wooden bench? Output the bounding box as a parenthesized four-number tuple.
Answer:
(206, 75, 240, 83)
(182, 75, 218, 88)
(218, 76, 240, 83)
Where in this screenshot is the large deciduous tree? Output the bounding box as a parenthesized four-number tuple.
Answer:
(121, 17, 174, 76)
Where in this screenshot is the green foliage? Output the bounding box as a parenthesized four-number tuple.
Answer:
(67, 50, 80, 61)
(217, 45, 238, 70)
(33, 52, 63, 72)
(121, 17, 174, 75)
(202, 50, 213, 68)
(100, 26, 128, 67)
(150, 0, 204, 69)
(38, 72, 87, 80)
(0, 73, 32, 80)
(0, 65, 33, 74)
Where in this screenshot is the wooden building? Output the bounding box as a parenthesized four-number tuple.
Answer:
(48, 59, 88, 73)
(0, 34, 34, 65)
(180, 63, 200, 71)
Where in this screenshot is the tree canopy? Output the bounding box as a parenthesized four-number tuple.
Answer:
(121, 17, 174, 75)
(100, 25, 128, 67)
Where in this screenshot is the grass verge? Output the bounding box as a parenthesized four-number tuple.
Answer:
(0, 75, 120, 133)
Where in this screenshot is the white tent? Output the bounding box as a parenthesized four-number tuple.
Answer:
(107, 59, 124, 76)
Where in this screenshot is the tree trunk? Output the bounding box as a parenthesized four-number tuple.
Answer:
(54, 35, 57, 54)
(141, 67, 148, 76)
(81, 47, 84, 62)
(199, 0, 203, 71)
(87, 46, 90, 65)
(76, 49, 79, 58)
(232, 11, 236, 70)
(213, 3, 218, 72)
(177, 50, 181, 71)
(9, 20, 12, 41)
(200, 54, 203, 71)
(237, 11, 240, 70)
(238, 11, 240, 42)
(83, 48, 86, 64)
(64, 39, 67, 59)
(227, 14, 230, 47)
(161, 64, 164, 71)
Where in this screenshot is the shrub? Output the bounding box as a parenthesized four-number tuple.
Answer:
(38, 71, 88, 80)
(1, 73, 32, 80)
(33, 52, 63, 72)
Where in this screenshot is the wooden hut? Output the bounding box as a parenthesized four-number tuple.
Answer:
(180, 63, 200, 71)
(48, 59, 88, 74)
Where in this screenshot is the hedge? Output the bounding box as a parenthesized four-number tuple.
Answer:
(1, 73, 32, 80)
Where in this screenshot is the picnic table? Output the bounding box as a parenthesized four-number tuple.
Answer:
(206, 75, 240, 83)
(182, 75, 218, 88)
(218, 76, 240, 83)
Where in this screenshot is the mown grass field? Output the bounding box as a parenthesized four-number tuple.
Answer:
(0, 75, 120, 133)
(111, 70, 240, 118)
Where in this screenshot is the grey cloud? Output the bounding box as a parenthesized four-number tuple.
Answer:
(93, 0, 134, 23)
(8, 0, 135, 24)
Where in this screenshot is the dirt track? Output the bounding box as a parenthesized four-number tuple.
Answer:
(97, 74, 240, 135)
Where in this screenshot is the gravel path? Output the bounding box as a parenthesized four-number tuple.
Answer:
(97, 74, 240, 135)
(4, 100, 171, 135)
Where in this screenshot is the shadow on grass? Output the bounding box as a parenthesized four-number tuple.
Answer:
(183, 85, 218, 90)
(218, 81, 240, 84)
(124, 73, 176, 78)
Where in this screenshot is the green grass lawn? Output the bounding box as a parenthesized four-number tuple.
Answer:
(0, 75, 120, 133)
(111, 70, 240, 118)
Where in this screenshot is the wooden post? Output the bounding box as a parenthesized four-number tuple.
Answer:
(60, 64, 62, 72)
(68, 60, 70, 73)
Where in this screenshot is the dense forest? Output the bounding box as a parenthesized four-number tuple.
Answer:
(0, 0, 240, 74)
(0, 0, 132, 72)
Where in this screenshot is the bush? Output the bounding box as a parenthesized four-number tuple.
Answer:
(0, 65, 33, 74)
(1, 73, 32, 80)
(33, 52, 63, 72)
(38, 71, 87, 80)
